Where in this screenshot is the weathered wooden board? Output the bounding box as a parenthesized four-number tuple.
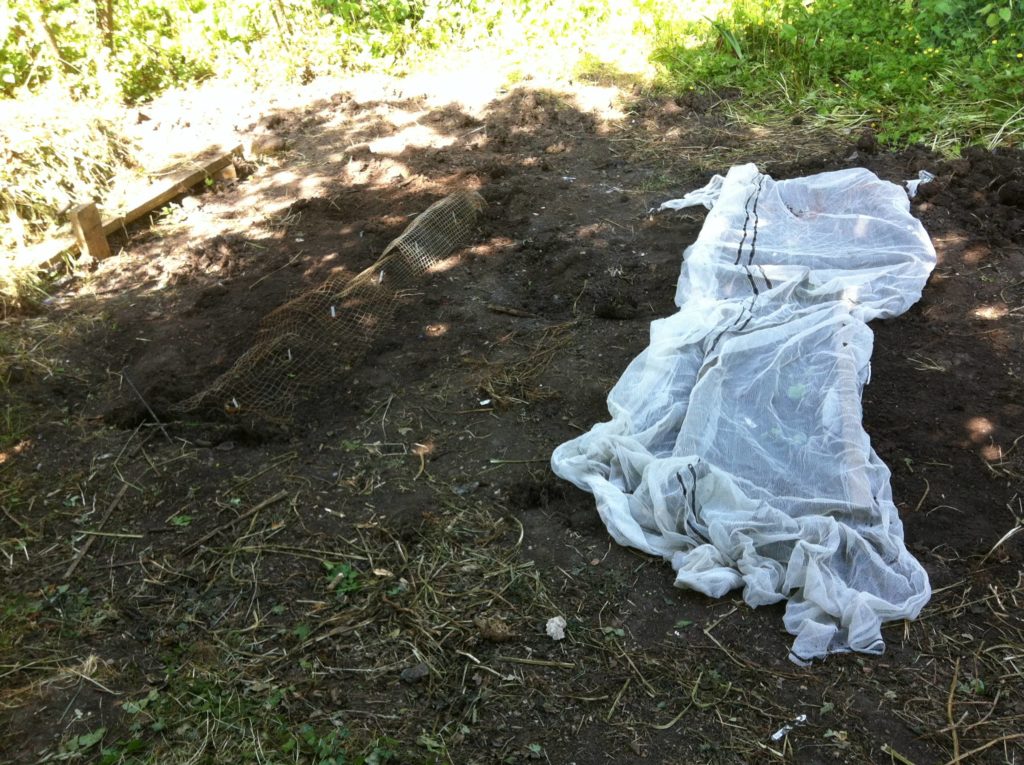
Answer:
(18, 143, 243, 271)
(69, 202, 111, 261)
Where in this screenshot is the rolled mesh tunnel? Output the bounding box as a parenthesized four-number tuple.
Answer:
(176, 190, 484, 419)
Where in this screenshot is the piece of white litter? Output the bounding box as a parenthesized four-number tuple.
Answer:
(770, 714, 808, 742)
(546, 616, 567, 641)
(905, 170, 936, 198)
(479, 399, 492, 407)
(330, 305, 336, 318)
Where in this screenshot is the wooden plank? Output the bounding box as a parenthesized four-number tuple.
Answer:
(20, 143, 243, 271)
(69, 203, 111, 261)
(101, 144, 242, 237)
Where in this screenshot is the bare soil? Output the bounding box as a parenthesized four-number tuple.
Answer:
(1, 73, 1022, 764)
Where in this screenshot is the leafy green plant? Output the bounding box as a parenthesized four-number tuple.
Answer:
(59, 727, 107, 757)
(978, 1, 1015, 29)
(323, 560, 361, 595)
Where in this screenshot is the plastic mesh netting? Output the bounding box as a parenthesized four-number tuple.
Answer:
(177, 190, 484, 418)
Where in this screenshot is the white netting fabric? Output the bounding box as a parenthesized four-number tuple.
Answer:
(552, 164, 935, 663)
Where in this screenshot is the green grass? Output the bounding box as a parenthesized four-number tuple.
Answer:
(647, 0, 1024, 152)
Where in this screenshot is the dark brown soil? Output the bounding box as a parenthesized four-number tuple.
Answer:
(1, 78, 1022, 765)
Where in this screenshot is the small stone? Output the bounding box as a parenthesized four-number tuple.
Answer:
(400, 662, 430, 683)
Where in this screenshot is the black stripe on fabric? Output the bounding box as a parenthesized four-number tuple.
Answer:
(676, 471, 700, 539)
(707, 326, 728, 353)
(744, 266, 760, 296)
(734, 183, 760, 265)
(687, 463, 698, 517)
(757, 265, 773, 290)
(710, 303, 754, 351)
(747, 175, 765, 266)
(676, 471, 688, 499)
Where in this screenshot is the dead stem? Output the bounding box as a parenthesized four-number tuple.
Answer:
(939, 733, 1024, 765)
(62, 483, 130, 579)
(946, 657, 961, 763)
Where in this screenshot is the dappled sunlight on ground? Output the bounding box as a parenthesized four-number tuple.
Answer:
(973, 303, 1009, 320)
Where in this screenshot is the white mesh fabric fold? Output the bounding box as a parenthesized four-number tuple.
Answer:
(552, 164, 935, 663)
